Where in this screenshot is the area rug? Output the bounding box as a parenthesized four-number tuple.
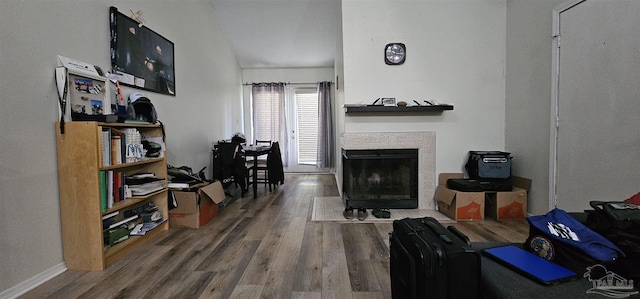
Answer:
(311, 196, 455, 223)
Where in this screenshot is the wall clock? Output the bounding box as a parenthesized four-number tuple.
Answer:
(385, 43, 406, 65)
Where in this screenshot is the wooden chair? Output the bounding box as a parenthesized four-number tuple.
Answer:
(247, 140, 272, 189)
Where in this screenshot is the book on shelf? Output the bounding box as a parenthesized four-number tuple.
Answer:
(102, 211, 119, 229)
(108, 215, 138, 229)
(126, 174, 165, 196)
(102, 211, 119, 220)
(128, 183, 164, 196)
(111, 135, 121, 165)
(110, 128, 126, 165)
(168, 182, 190, 189)
(124, 119, 151, 124)
(129, 219, 167, 236)
(107, 170, 114, 209)
(102, 171, 127, 210)
(124, 128, 143, 163)
(128, 173, 155, 179)
(99, 170, 107, 212)
(113, 171, 124, 203)
(101, 128, 111, 166)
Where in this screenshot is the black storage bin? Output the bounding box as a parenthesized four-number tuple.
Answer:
(465, 151, 512, 179)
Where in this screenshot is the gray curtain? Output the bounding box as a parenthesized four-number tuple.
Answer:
(316, 81, 334, 168)
(251, 82, 288, 166)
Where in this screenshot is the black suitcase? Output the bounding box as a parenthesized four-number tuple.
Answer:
(390, 217, 480, 299)
(446, 178, 512, 192)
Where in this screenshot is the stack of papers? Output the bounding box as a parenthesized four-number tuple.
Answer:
(126, 174, 164, 196)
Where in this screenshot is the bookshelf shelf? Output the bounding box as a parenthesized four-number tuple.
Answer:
(105, 188, 168, 214)
(103, 219, 167, 263)
(99, 157, 165, 171)
(56, 121, 169, 271)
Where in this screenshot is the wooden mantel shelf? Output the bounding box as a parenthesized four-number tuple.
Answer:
(344, 104, 454, 113)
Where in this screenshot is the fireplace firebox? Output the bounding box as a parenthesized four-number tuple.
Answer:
(342, 148, 418, 209)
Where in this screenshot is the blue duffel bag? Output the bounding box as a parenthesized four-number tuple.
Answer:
(524, 208, 624, 274)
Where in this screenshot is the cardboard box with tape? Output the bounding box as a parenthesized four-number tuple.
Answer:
(169, 181, 226, 229)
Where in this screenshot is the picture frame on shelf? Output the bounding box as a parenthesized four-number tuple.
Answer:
(382, 98, 396, 106)
(67, 71, 113, 121)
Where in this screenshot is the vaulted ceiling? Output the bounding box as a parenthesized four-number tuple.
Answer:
(210, 0, 340, 69)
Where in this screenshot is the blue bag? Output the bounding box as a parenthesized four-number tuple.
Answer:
(524, 208, 623, 273)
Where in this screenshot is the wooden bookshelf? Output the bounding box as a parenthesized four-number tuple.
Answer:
(55, 121, 169, 271)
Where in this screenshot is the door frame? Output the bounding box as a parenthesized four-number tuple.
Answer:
(550, 0, 586, 211)
(284, 84, 328, 173)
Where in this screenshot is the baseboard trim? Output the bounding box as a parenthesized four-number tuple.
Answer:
(0, 263, 66, 299)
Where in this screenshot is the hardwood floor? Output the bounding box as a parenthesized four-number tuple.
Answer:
(21, 173, 529, 299)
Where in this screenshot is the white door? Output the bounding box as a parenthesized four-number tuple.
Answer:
(285, 86, 327, 173)
(551, 0, 640, 212)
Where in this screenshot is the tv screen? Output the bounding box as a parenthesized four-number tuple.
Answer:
(109, 6, 175, 96)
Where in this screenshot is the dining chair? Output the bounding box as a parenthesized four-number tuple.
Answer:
(247, 140, 272, 189)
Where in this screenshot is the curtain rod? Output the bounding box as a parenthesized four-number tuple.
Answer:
(242, 81, 333, 86)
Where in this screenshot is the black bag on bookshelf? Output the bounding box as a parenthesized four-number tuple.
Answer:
(127, 93, 158, 124)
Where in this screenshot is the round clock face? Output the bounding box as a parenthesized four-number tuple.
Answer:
(385, 43, 406, 65)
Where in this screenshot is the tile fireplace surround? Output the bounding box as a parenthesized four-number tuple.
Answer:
(341, 132, 436, 210)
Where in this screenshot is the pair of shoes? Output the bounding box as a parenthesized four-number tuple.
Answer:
(357, 208, 368, 221)
(343, 208, 355, 220)
(372, 208, 391, 219)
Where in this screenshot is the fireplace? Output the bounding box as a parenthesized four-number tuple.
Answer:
(342, 148, 419, 209)
(341, 132, 436, 210)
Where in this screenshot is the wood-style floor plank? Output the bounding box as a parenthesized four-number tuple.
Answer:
(292, 221, 323, 292)
(342, 224, 386, 292)
(19, 173, 529, 299)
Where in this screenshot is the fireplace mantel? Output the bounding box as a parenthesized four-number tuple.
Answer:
(344, 104, 453, 113)
(341, 132, 436, 210)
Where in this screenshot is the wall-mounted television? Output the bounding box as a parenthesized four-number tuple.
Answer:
(109, 6, 175, 96)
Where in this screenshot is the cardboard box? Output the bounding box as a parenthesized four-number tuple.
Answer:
(169, 181, 226, 229)
(434, 173, 532, 221)
(435, 173, 485, 221)
(485, 176, 531, 220)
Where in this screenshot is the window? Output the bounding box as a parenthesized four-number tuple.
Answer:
(251, 82, 332, 171)
(252, 83, 285, 144)
(295, 89, 319, 165)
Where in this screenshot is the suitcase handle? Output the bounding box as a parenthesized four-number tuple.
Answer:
(590, 201, 607, 212)
(482, 157, 509, 163)
(447, 226, 471, 246)
(421, 219, 453, 244)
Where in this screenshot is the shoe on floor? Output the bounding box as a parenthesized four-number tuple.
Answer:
(343, 208, 355, 219)
(372, 208, 391, 219)
(357, 208, 368, 221)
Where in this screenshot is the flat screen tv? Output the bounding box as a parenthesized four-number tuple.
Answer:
(109, 6, 175, 96)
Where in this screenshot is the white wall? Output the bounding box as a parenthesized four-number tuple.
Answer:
(505, 0, 564, 215)
(341, 0, 507, 180)
(0, 0, 242, 296)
